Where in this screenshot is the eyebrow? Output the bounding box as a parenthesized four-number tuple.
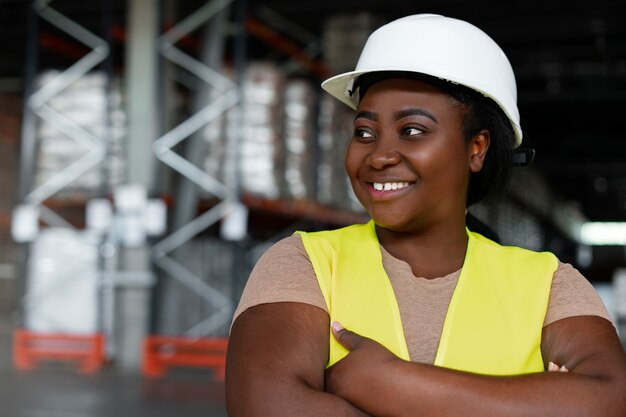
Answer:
(354, 111, 377, 121)
(354, 108, 438, 124)
(394, 108, 438, 124)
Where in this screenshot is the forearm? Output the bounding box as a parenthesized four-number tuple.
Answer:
(328, 315, 626, 417)
(226, 377, 371, 417)
(359, 361, 625, 417)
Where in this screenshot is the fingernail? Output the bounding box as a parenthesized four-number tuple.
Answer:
(559, 365, 568, 372)
(331, 321, 344, 332)
(548, 361, 556, 371)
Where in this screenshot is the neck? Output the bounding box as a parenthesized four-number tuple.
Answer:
(375, 219, 468, 279)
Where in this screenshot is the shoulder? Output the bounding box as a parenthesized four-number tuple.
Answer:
(232, 234, 327, 324)
(252, 235, 310, 275)
(545, 261, 614, 326)
(551, 262, 604, 302)
(261, 234, 308, 260)
(248, 234, 313, 282)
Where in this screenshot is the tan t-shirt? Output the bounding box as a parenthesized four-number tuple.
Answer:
(233, 234, 613, 364)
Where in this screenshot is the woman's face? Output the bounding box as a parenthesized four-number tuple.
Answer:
(345, 77, 487, 232)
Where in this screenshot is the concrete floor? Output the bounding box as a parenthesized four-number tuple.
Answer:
(0, 319, 228, 417)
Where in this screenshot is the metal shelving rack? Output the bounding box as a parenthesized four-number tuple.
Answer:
(141, 0, 357, 378)
(13, 0, 114, 373)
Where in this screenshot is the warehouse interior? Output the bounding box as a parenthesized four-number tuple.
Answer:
(0, 0, 625, 415)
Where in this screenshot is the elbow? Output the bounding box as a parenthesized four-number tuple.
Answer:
(609, 376, 626, 417)
(226, 373, 278, 417)
(588, 373, 626, 417)
(225, 382, 274, 417)
(226, 372, 316, 417)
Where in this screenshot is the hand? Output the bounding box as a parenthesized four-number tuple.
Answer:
(325, 322, 403, 414)
(547, 361, 569, 373)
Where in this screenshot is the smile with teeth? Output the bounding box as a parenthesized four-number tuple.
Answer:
(372, 181, 411, 191)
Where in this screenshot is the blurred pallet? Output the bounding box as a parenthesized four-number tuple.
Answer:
(142, 336, 228, 380)
(13, 329, 105, 373)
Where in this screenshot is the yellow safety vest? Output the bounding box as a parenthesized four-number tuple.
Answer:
(296, 220, 558, 375)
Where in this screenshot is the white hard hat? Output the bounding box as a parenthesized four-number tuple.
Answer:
(321, 14, 523, 147)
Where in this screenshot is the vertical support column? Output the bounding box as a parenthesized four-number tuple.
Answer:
(15, 0, 41, 325)
(18, 1, 40, 204)
(230, 0, 249, 303)
(126, 0, 158, 188)
(119, 0, 159, 371)
(115, 248, 153, 370)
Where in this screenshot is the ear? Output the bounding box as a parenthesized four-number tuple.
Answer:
(469, 129, 490, 173)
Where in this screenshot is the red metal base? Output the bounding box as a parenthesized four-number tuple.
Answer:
(13, 329, 105, 373)
(142, 336, 228, 380)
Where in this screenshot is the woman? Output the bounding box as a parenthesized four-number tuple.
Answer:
(226, 14, 626, 416)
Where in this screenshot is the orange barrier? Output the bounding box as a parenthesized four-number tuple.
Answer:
(142, 336, 228, 380)
(13, 329, 105, 373)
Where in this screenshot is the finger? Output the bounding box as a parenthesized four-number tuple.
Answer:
(548, 361, 569, 373)
(548, 361, 559, 372)
(331, 321, 365, 351)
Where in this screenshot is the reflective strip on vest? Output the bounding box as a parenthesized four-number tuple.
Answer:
(296, 220, 558, 376)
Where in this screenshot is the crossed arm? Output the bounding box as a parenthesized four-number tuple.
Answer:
(225, 302, 626, 417)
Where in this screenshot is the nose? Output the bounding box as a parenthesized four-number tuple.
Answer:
(365, 138, 401, 169)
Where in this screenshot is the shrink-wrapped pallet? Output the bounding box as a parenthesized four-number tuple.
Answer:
(316, 94, 361, 211)
(219, 62, 285, 199)
(34, 71, 126, 196)
(201, 89, 228, 189)
(282, 79, 316, 200)
(242, 62, 285, 199)
(24, 228, 99, 334)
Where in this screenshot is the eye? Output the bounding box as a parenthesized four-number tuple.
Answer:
(402, 126, 423, 136)
(354, 128, 375, 140)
